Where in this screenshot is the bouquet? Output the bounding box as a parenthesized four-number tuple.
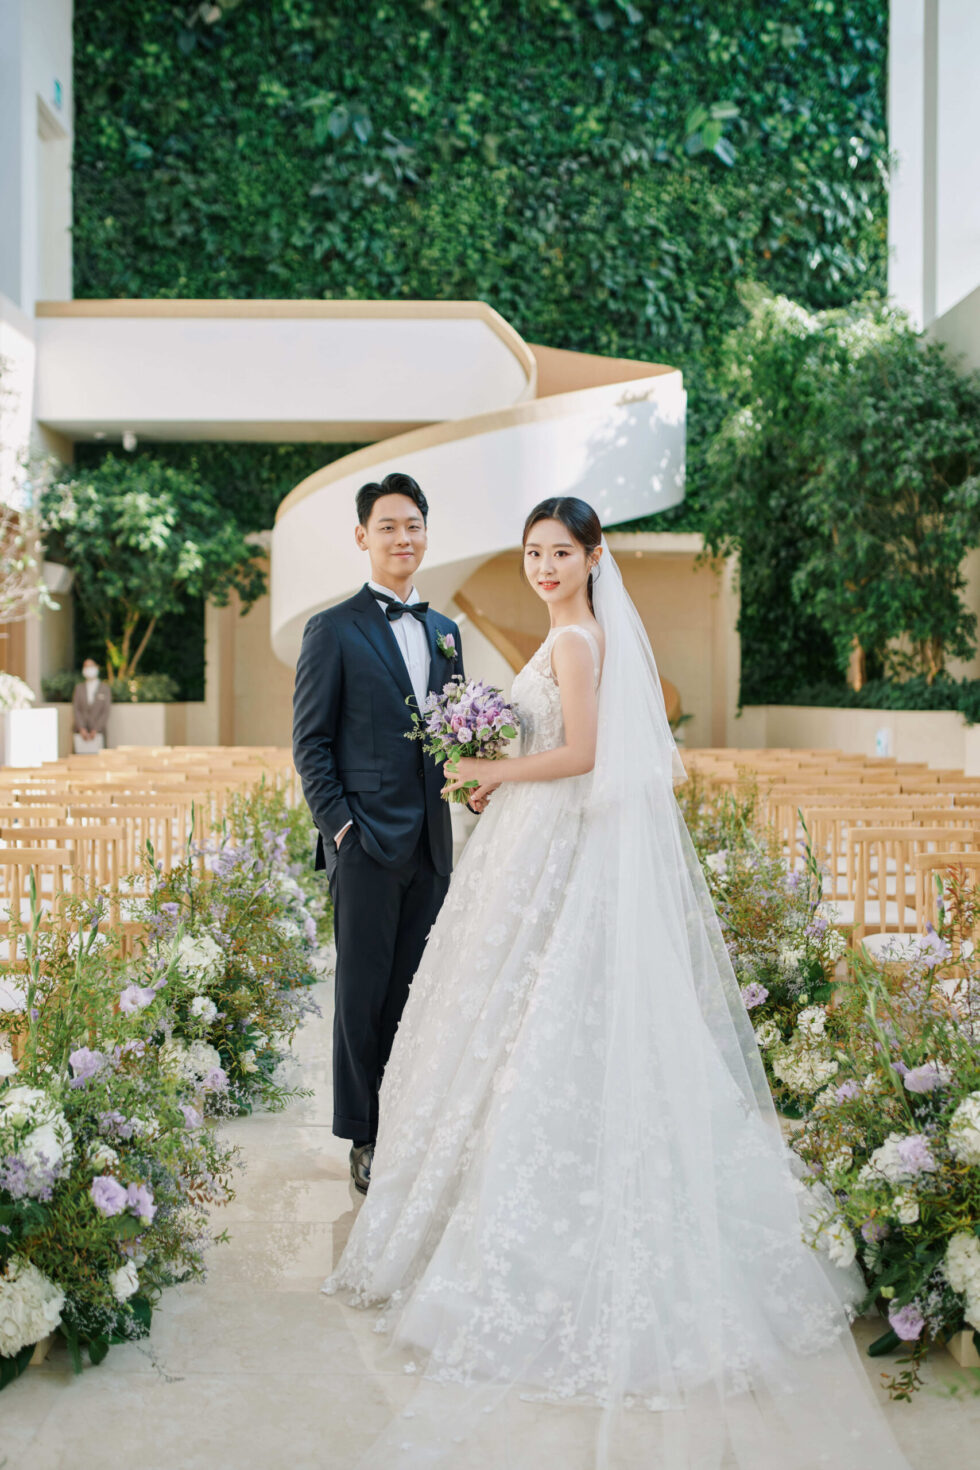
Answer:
(406, 678, 518, 803)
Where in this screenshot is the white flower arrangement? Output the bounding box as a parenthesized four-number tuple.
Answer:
(857, 1132, 938, 1187)
(796, 1005, 828, 1038)
(0, 1257, 64, 1358)
(948, 1090, 980, 1166)
(159, 1037, 224, 1086)
(0, 1086, 74, 1195)
(0, 673, 35, 713)
(943, 1232, 980, 1331)
(771, 1041, 838, 1095)
(170, 933, 224, 988)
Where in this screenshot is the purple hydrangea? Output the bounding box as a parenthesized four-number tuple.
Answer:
(740, 982, 769, 1010)
(888, 1302, 925, 1341)
(895, 1134, 937, 1175)
(91, 1175, 128, 1216)
(203, 1066, 229, 1093)
(834, 1080, 861, 1103)
(180, 1104, 204, 1130)
(861, 1218, 890, 1244)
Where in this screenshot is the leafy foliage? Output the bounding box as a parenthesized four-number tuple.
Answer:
(41, 455, 266, 686)
(72, 0, 890, 695)
(704, 291, 980, 695)
(41, 669, 180, 703)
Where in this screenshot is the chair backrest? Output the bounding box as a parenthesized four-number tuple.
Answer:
(851, 826, 979, 940)
(912, 851, 980, 933)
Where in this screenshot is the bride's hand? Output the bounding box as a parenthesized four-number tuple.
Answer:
(468, 780, 501, 812)
(442, 756, 484, 798)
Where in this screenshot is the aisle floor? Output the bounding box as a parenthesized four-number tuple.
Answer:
(2, 977, 979, 1470)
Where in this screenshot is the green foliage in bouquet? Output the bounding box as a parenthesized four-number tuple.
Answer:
(677, 775, 849, 1115)
(790, 877, 980, 1397)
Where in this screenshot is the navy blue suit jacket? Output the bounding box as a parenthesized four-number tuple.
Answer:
(292, 584, 464, 879)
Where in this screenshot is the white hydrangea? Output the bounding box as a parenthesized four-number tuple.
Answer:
(948, 1092, 980, 1167)
(892, 1193, 919, 1225)
(170, 933, 224, 987)
(0, 1257, 65, 1357)
(796, 1006, 828, 1039)
(771, 1043, 838, 1094)
(0, 1047, 16, 1078)
(108, 1260, 140, 1303)
(753, 1019, 781, 1049)
(189, 995, 218, 1026)
(704, 850, 728, 878)
(0, 1086, 74, 1194)
(943, 1232, 980, 1331)
(159, 1038, 223, 1085)
(859, 1132, 937, 1187)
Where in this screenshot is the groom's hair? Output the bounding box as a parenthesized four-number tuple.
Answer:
(356, 472, 429, 527)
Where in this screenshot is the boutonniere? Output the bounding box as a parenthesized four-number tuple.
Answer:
(435, 630, 457, 661)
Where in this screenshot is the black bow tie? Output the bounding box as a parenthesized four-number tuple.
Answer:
(373, 590, 429, 624)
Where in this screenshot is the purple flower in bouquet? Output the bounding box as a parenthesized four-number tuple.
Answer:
(406, 676, 518, 804)
(834, 1080, 861, 1103)
(91, 1175, 128, 1216)
(888, 1302, 925, 1341)
(895, 1134, 937, 1175)
(740, 982, 769, 1010)
(861, 1218, 890, 1244)
(119, 982, 157, 1015)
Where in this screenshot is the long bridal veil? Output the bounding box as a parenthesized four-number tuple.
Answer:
(345, 541, 911, 1470)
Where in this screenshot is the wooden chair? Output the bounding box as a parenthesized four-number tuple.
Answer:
(845, 827, 980, 944)
(0, 848, 76, 962)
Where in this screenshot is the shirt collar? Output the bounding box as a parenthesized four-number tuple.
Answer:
(369, 580, 419, 606)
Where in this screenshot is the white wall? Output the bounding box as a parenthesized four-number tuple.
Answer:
(889, 0, 980, 329)
(0, 0, 73, 315)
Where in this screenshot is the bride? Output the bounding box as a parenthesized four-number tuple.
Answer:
(323, 497, 911, 1470)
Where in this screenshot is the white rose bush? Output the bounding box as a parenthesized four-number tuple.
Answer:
(0, 781, 328, 1388)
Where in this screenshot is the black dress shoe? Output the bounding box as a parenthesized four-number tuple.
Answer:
(350, 1143, 374, 1195)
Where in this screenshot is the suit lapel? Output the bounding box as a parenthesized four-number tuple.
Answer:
(350, 585, 416, 707)
(425, 617, 444, 695)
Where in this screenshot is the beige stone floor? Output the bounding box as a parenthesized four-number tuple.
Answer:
(3, 977, 979, 1470)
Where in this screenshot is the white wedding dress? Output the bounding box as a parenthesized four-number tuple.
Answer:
(324, 548, 911, 1470)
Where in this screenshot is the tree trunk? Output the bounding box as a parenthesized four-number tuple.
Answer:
(846, 635, 866, 692)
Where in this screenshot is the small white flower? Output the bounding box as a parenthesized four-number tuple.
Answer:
(892, 1192, 919, 1225)
(108, 1260, 140, 1303)
(753, 1020, 781, 1050)
(949, 1092, 980, 1167)
(796, 1005, 828, 1038)
(0, 1048, 17, 1077)
(86, 1142, 119, 1171)
(189, 995, 218, 1026)
(241, 1049, 259, 1074)
(705, 850, 728, 878)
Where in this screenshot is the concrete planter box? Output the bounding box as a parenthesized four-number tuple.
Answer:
(1, 708, 59, 766)
(734, 705, 980, 775)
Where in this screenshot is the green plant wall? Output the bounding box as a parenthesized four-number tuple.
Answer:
(72, 0, 890, 700)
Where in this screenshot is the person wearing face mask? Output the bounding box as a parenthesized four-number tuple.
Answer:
(72, 660, 112, 754)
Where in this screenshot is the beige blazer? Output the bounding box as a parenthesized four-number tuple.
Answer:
(72, 680, 112, 737)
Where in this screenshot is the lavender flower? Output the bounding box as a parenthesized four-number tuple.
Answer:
(126, 1182, 156, 1224)
(903, 1062, 945, 1094)
(861, 1218, 890, 1244)
(834, 1080, 861, 1103)
(69, 1047, 107, 1086)
(740, 982, 769, 1010)
(91, 1175, 128, 1216)
(180, 1104, 204, 1130)
(895, 1134, 938, 1175)
(118, 983, 157, 1014)
(888, 1302, 925, 1341)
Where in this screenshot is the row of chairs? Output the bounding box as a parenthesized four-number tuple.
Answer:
(683, 748, 980, 954)
(0, 746, 299, 961)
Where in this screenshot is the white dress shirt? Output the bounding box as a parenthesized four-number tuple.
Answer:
(334, 581, 432, 847)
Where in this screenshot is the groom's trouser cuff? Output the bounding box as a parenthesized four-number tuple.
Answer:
(333, 1114, 372, 1140)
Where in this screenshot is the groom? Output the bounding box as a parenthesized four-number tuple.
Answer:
(292, 471, 464, 1195)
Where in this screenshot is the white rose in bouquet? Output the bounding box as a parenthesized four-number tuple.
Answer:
(943, 1232, 980, 1330)
(0, 1257, 65, 1358)
(170, 933, 224, 988)
(948, 1091, 980, 1167)
(108, 1260, 140, 1303)
(0, 1086, 74, 1195)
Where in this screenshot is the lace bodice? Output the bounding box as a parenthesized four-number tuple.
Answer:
(510, 624, 602, 757)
